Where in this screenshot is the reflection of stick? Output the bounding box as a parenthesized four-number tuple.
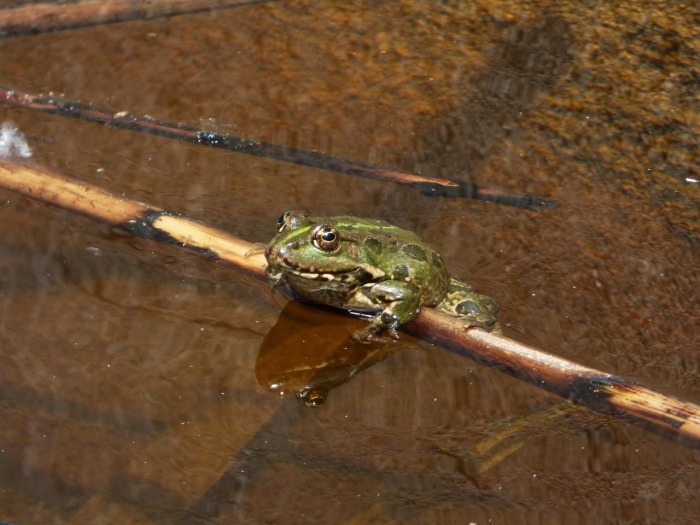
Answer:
(0, 0, 269, 37)
(0, 86, 555, 211)
(1, 157, 697, 447)
(473, 402, 573, 455)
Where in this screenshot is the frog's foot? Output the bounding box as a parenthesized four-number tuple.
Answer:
(489, 322, 503, 335)
(437, 302, 502, 332)
(453, 316, 502, 334)
(438, 279, 501, 333)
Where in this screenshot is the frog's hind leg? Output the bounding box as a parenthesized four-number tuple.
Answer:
(438, 278, 501, 333)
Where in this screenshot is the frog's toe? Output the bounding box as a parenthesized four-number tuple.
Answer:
(462, 317, 501, 334)
(488, 322, 503, 335)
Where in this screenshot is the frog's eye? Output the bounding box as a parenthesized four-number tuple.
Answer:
(276, 211, 292, 232)
(313, 226, 340, 251)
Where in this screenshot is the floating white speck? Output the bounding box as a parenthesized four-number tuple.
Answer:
(0, 121, 32, 159)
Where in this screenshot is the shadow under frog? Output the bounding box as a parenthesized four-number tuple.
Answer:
(256, 301, 407, 407)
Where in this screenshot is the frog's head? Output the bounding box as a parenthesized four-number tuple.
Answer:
(265, 211, 372, 280)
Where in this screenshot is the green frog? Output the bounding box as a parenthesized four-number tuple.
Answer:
(264, 211, 501, 342)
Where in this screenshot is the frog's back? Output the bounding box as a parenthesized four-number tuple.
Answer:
(329, 216, 451, 306)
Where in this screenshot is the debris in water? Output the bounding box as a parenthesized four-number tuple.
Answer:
(0, 121, 32, 159)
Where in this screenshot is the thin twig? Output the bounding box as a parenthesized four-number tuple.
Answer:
(0, 0, 273, 37)
(0, 157, 697, 447)
(0, 86, 555, 211)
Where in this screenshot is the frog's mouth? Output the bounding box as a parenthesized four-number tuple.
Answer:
(283, 261, 385, 282)
(286, 267, 360, 282)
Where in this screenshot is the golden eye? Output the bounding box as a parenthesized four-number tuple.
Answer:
(276, 211, 292, 232)
(313, 226, 340, 251)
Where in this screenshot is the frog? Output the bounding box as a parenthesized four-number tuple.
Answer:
(264, 211, 501, 342)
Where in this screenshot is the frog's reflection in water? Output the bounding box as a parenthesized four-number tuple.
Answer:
(256, 301, 407, 407)
(257, 301, 592, 475)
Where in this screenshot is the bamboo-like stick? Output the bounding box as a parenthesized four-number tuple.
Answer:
(410, 312, 700, 447)
(0, 157, 698, 447)
(0, 0, 270, 37)
(0, 158, 267, 278)
(0, 86, 555, 212)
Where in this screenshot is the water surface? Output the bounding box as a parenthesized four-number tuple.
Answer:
(0, 1, 697, 523)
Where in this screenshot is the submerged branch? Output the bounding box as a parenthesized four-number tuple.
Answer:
(0, 0, 272, 38)
(0, 157, 696, 447)
(0, 85, 555, 211)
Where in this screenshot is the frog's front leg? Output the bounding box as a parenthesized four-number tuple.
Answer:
(351, 281, 421, 343)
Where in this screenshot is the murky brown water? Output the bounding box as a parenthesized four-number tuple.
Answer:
(0, 1, 698, 523)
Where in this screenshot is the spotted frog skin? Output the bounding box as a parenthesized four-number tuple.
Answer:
(265, 212, 501, 342)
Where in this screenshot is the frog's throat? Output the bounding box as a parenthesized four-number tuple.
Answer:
(286, 262, 385, 281)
